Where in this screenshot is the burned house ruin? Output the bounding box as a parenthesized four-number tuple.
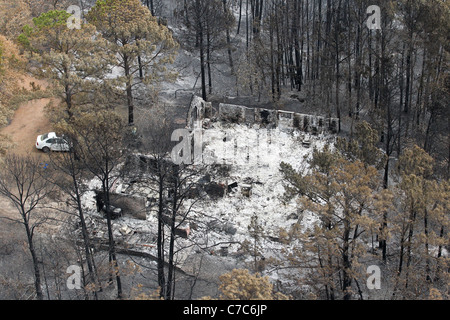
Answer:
(187, 96, 339, 134)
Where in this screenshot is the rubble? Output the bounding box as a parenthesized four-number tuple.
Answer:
(241, 184, 252, 197)
(207, 220, 237, 236)
(95, 190, 147, 220)
(302, 137, 311, 148)
(76, 97, 334, 283)
(119, 225, 133, 236)
(227, 182, 238, 193)
(175, 225, 191, 239)
(203, 182, 226, 199)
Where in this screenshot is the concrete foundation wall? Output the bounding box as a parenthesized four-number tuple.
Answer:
(187, 96, 339, 134)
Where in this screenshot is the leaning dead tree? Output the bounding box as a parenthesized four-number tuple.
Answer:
(0, 154, 54, 300)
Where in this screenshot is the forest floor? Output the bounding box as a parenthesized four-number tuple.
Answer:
(0, 75, 54, 222)
(0, 75, 53, 298)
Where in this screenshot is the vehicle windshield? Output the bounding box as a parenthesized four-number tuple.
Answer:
(41, 133, 49, 140)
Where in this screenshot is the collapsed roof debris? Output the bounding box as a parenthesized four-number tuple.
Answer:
(75, 96, 336, 282)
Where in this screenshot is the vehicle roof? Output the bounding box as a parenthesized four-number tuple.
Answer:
(43, 132, 57, 139)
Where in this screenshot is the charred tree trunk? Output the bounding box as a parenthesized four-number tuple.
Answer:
(223, 0, 234, 73)
(102, 174, 122, 299)
(165, 166, 179, 300)
(157, 168, 166, 298)
(123, 54, 134, 125)
(22, 211, 44, 300)
(196, 5, 207, 101)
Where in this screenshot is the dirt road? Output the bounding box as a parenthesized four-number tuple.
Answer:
(0, 75, 53, 156)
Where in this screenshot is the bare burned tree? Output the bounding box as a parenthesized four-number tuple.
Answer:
(0, 154, 54, 300)
(163, 161, 203, 300)
(128, 105, 204, 300)
(182, 0, 235, 100)
(127, 105, 176, 298)
(64, 110, 126, 299)
(46, 137, 102, 299)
